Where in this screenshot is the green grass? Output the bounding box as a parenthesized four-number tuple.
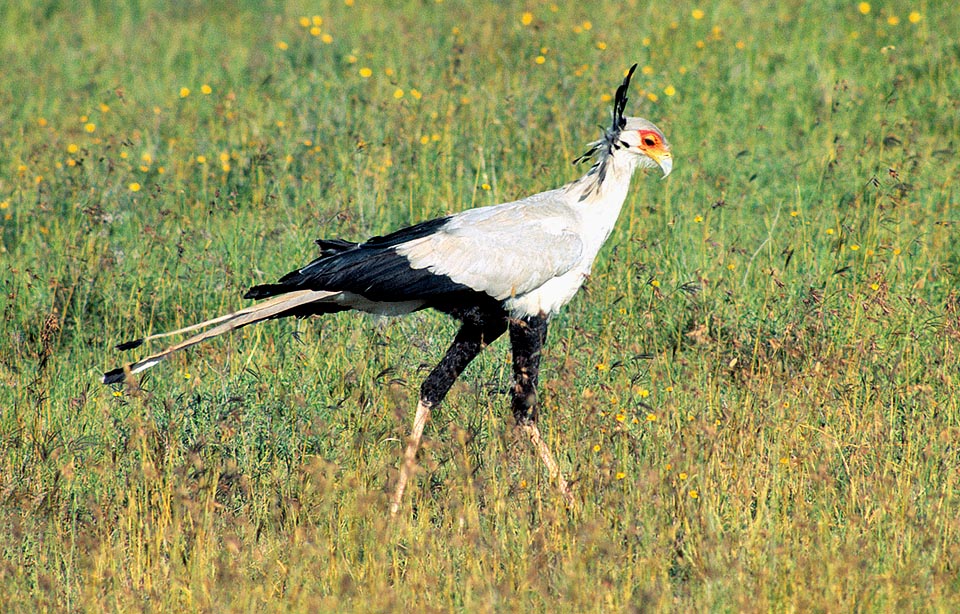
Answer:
(2, 0, 959, 610)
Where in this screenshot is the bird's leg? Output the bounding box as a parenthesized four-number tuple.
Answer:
(391, 316, 506, 515)
(509, 315, 574, 507)
(391, 399, 431, 516)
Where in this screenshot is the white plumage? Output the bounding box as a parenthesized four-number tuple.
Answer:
(393, 116, 671, 318)
(102, 66, 672, 513)
(395, 200, 583, 309)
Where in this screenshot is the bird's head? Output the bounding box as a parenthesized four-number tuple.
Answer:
(574, 64, 672, 180)
(615, 116, 672, 177)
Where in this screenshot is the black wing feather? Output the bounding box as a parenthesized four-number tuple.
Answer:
(314, 238, 357, 256)
(244, 215, 475, 302)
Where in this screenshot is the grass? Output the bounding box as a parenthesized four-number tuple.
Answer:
(2, 0, 959, 610)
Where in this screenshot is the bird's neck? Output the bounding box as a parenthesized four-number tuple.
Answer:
(567, 150, 639, 208)
(563, 151, 641, 262)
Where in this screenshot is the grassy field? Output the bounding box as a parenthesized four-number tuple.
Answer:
(2, 0, 959, 610)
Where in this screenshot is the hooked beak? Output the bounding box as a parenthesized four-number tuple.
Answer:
(654, 152, 672, 178)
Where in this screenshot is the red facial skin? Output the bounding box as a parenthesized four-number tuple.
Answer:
(638, 129, 663, 149)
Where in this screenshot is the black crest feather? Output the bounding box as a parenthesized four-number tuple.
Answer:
(612, 63, 637, 131)
(573, 64, 638, 167)
(572, 64, 639, 198)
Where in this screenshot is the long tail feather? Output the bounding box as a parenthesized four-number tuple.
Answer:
(103, 289, 339, 384)
(113, 291, 333, 351)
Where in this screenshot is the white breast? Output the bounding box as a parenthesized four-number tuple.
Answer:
(504, 268, 588, 317)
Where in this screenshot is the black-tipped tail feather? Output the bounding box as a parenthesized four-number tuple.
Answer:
(102, 367, 127, 385)
(102, 356, 165, 385)
(102, 289, 338, 385)
(115, 338, 144, 351)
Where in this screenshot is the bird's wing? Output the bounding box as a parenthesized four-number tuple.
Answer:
(395, 193, 584, 300)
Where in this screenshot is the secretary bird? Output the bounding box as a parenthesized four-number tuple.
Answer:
(102, 64, 672, 513)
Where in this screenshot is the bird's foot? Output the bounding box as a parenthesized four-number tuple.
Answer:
(520, 422, 575, 508)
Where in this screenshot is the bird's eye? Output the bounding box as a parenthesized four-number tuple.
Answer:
(642, 136, 657, 147)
